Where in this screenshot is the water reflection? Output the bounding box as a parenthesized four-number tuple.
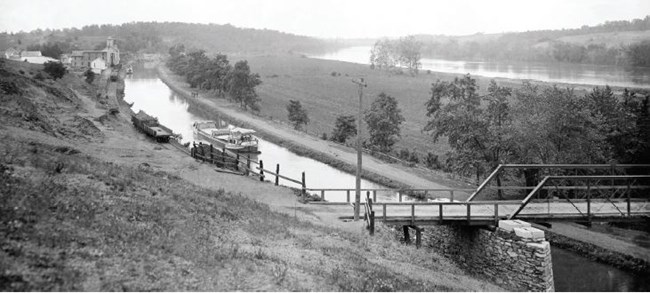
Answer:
(310, 46, 650, 88)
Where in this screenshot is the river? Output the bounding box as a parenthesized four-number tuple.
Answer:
(309, 46, 650, 89)
(122, 63, 648, 292)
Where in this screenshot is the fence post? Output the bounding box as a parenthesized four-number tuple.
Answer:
(301, 172, 306, 198)
(450, 190, 455, 202)
(439, 203, 443, 224)
(627, 179, 631, 217)
(222, 147, 226, 164)
(346, 190, 350, 203)
(494, 204, 499, 226)
(369, 211, 375, 236)
(403, 226, 410, 244)
(373, 190, 377, 203)
(246, 155, 251, 176)
(235, 153, 239, 171)
(587, 179, 591, 222)
(210, 144, 214, 163)
(398, 191, 402, 202)
(383, 204, 387, 222)
(467, 204, 471, 224)
(275, 164, 280, 186)
(321, 190, 325, 200)
(259, 160, 264, 181)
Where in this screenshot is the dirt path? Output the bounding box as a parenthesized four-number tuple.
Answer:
(157, 66, 455, 190)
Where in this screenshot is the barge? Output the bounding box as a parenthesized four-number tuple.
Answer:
(132, 110, 175, 143)
(192, 121, 260, 153)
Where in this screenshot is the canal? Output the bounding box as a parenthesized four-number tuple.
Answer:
(123, 63, 648, 292)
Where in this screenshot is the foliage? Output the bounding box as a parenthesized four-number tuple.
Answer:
(227, 60, 262, 111)
(43, 61, 66, 80)
(286, 100, 309, 130)
(626, 40, 650, 67)
(26, 42, 69, 59)
(330, 115, 357, 143)
(416, 15, 650, 66)
(370, 36, 422, 74)
(364, 93, 404, 153)
(83, 69, 95, 84)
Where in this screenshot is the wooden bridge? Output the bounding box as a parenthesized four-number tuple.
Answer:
(328, 164, 650, 228)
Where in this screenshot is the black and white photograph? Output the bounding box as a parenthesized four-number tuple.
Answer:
(1, 0, 649, 291)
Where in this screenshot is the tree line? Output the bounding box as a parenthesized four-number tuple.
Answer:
(166, 44, 262, 111)
(425, 74, 650, 185)
(416, 15, 650, 66)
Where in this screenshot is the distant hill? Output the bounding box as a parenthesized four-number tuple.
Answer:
(412, 15, 650, 66)
(0, 22, 343, 56)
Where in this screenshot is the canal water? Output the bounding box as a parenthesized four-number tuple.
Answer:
(310, 46, 650, 89)
(122, 63, 647, 292)
(123, 64, 405, 203)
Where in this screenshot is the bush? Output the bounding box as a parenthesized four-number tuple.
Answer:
(84, 69, 95, 84)
(321, 133, 328, 140)
(34, 72, 45, 81)
(424, 152, 441, 169)
(408, 150, 419, 164)
(43, 61, 66, 80)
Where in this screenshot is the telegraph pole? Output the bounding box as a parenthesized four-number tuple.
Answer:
(352, 78, 367, 221)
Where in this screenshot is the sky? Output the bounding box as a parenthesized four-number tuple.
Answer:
(1, 0, 649, 39)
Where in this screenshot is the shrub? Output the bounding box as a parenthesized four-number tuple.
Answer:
(43, 61, 66, 80)
(321, 133, 328, 140)
(424, 152, 441, 169)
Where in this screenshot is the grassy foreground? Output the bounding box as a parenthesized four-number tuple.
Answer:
(0, 59, 501, 290)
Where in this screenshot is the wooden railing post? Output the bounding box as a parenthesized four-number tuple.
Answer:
(383, 204, 387, 222)
(398, 191, 402, 202)
(627, 179, 631, 217)
(439, 203, 443, 224)
(210, 144, 214, 163)
(587, 179, 591, 222)
(259, 160, 264, 181)
(369, 211, 375, 236)
(236, 153, 240, 171)
(301, 172, 306, 197)
(275, 164, 280, 186)
(467, 204, 471, 224)
(450, 190, 455, 202)
(222, 147, 226, 164)
(321, 190, 325, 200)
(411, 204, 415, 224)
(346, 190, 350, 203)
(373, 190, 377, 203)
(494, 204, 499, 226)
(246, 155, 251, 176)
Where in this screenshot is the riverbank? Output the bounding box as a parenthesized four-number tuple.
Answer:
(0, 59, 503, 291)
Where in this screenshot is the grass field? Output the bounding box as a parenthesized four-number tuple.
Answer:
(242, 54, 559, 161)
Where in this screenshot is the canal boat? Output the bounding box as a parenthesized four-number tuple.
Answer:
(192, 121, 260, 153)
(131, 110, 174, 143)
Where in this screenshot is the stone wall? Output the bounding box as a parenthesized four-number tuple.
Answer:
(406, 220, 554, 291)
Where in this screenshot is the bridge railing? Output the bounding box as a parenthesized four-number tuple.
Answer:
(358, 200, 523, 226)
(304, 188, 476, 203)
(467, 164, 650, 202)
(509, 175, 650, 220)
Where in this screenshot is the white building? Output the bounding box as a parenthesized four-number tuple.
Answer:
(90, 58, 106, 74)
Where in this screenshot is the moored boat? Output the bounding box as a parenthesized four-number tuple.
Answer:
(132, 110, 175, 143)
(192, 121, 260, 153)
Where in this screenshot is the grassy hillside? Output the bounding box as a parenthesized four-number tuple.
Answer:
(0, 59, 501, 291)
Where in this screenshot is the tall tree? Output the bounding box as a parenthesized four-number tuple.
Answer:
(397, 36, 422, 74)
(364, 92, 404, 153)
(286, 100, 309, 130)
(330, 115, 357, 143)
(227, 60, 262, 111)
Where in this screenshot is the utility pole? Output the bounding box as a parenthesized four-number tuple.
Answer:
(352, 78, 367, 221)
